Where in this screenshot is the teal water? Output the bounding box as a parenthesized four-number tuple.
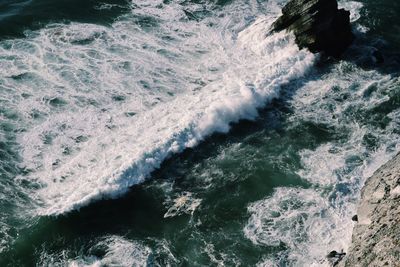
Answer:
(0, 0, 399, 266)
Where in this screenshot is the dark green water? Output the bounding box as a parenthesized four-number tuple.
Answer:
(0, 0, 131, 38)
(0, 0, 399, 266)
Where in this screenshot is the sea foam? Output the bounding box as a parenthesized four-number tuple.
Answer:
(1, 2, 315, 215)
(245, 58, 400, 267)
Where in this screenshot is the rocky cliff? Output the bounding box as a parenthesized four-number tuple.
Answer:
(271, 0, 354, 57)
(339, 153, 400, 266)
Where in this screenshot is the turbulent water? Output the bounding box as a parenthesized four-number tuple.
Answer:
(0, 0, 399, 266)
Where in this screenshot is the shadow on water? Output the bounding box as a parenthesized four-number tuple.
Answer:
(333, 0, 400, 75)
(334, 33, 400, 76)
(358, 0, 400, 51)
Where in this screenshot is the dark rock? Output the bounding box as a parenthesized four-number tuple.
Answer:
(327, 250, 339, 258)
(271, 0, 354, 57)
(327, 250, 346, 266)
(352, 215, 358, 222)
(327, 250, 346, 258)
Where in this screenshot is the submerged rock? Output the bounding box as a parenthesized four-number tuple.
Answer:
(271, 0, 354, 57)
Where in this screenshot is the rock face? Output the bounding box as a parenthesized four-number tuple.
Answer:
(271, 0, 354, 57)
(339, 153, 400, 266)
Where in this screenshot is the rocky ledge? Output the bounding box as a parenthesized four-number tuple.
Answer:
(271, 0, 354, 57)
(339, 153, 400, 266)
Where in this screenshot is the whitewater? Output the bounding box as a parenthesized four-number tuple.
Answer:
(3, 1, 315, 215)
(1, 0, 400, 266)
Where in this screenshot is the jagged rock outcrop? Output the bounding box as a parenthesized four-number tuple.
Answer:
(339, 153, 400, 266)
(271, 0, 354, 57)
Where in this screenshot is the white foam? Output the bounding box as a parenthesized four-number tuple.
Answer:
(245, 55, 400, 266)
(338, 1, 364, 23)
(36, 236, 151, 267)
(245, 187, 352, 266)
(67, 236, 151, 267)
(4, 0, 399, 265)
(297, 143, 349, 186)
(90, 236, 151, 267)
(163, 192, 201, 218)
(291, 62, 400, 193)
(242, 3, 399, 263)
(0, 2, 315, 215)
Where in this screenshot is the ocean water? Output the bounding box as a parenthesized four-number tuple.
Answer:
(0, 0, 399, 266)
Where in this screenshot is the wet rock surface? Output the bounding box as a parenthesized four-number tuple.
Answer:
(271, 0, 354, 57)
(339, 153, 400, 266)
